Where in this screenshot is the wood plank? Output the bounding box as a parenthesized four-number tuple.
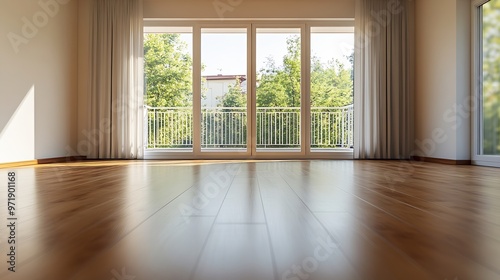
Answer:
(216, 177, 266, 224)
(316, 212, 434, 280)
(0, 160, 499, 280)
(193, 224, 274, 280)
(257, 170, 361, 280)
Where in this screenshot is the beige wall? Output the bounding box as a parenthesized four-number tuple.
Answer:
(414, 0, 471, 161)
(2, 0, 475, 163)
(143, 0, 355, 19)
(0, 0, 78, 163)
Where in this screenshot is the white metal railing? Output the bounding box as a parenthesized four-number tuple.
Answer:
(146, 107, 193, 149)
(310, 106, 354, 149)
(202, 107, 247, 149)
(256, 107, 300, 149)
(145, 105, 353, 149)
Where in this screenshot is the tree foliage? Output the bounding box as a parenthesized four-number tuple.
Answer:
(256, 36, 302, 107)
(217, 78, 247, 108)
(310, 57, 353, 107)
(230, 35, 355, 109)
(216, 35, 354, 148)
(144, 33, 192, 107)
(144, 33, 354, 149)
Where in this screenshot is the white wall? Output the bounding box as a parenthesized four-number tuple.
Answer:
(0, 0, 78, 163)
(455, 0, 471, 160)
(414, 0, 471, 161)
(143, 0, 355, 19)
(8, 0, 470, 163)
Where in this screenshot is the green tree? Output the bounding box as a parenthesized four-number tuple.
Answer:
(252, 35, 353, 108)
(256, 37, 301, 107)
(310, 55, 353, 148)
(144, 34, 194, 148)
(250, 35, 354, 148)
(144, 33, 192, 107)
(146, 32, 355, 149)
(310, 57, 353, 108)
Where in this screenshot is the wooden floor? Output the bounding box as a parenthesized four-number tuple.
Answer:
(0, 160, 499, 280)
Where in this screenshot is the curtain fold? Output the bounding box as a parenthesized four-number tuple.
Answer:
(88, 0, 144, 159)
(354, 0, 414, 159)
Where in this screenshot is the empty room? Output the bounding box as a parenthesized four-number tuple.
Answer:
(1, 0, 499, 279)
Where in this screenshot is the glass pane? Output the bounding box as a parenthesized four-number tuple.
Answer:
(144, 28, 193, 149)
(310, 29, 354, 150)
(201, 28, 248, 151)
(256, 28, 301, 151)
(481, 0, 500, 155)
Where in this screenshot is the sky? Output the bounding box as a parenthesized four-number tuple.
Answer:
(177, 31, 354, 76)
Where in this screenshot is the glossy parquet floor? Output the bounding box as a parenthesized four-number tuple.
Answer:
(0, 160, 499, 280)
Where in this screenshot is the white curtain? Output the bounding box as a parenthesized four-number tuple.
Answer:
(88, 0, 144, 159)
(354, 0, 414, 159)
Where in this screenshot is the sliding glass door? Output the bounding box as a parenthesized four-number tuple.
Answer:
(143, 22, 354, 159)
(255, 27, 302, 152)
(144, 27, 193, 150)
(310, 27, 354, 151)
(473, 0, 500, 167)
(201, 28, 249, 153)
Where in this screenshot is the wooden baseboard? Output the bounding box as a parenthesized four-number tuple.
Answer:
(37, 156, 87, 164)
(0, 156, 87, 169)
(0, 160, 39, 169)
(411, 156, 471, 165)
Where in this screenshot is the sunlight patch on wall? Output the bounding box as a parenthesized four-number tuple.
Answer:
(0, 85, 35, 163)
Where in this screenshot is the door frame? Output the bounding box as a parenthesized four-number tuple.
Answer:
(471, 0, 500, 167)
(143, 19, 355, 160)
(196, 24, 253, 158)
(251, 23, 307, 157)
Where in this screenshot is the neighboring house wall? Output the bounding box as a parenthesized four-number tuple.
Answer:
(203, 80, 233, 107)
(0, 0, 78, 163)
(202, 76, 247, 107)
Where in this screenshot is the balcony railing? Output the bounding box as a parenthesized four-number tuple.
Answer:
(146, 105, 353, 150)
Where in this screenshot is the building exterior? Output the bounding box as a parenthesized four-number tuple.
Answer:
(202, 74, 247, 107)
